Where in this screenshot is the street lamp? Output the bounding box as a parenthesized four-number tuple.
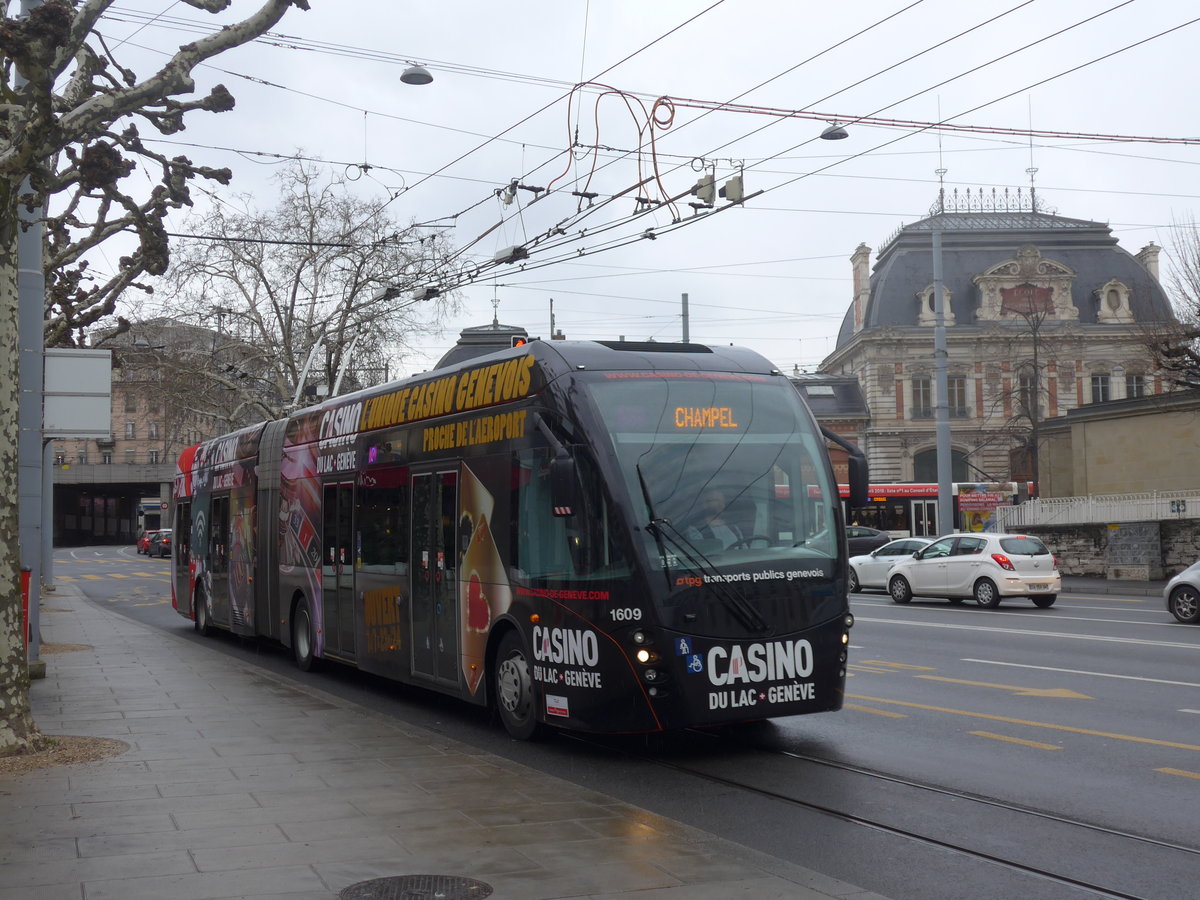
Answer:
(400, 63, 433, 86)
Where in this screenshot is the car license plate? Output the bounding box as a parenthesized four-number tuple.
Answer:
(1029, 583, 1049, 591)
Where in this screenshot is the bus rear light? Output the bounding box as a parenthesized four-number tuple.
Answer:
(844, 613, 854, 628)
(631, 629, 649, 645)
(991, 553, 1016, 571)
(841, 632, 849, 645)
(642, 668, 664, 683)
(636, 648, 658, 664)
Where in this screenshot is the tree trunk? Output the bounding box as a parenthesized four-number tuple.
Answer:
(0, 183, 38, 758)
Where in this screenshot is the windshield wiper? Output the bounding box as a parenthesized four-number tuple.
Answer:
(635, 463, 771, 634)
(650, 517, 772, 635)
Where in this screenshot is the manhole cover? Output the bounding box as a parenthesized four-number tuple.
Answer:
(339, 875, 493, 900)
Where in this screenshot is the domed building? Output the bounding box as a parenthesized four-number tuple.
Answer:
(819, 188, 1174, 509)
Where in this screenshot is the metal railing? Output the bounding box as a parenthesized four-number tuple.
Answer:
(996, 491, 1200, 529)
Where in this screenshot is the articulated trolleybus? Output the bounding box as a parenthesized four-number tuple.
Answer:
(172, 340, 866, 739)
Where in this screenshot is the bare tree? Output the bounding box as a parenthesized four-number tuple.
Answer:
(1151, 218, 1200, 388)
(979, 300, 1061, 495)
(0, 0, 310, 759)
(146, 160, 459, 428)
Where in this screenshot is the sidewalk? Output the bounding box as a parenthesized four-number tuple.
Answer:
(2, 585, 889, 900)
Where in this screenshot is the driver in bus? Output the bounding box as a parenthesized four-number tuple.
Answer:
(684, 488, 744, 549)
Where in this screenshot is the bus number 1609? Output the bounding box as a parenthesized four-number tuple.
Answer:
(609, 608, 643, 622)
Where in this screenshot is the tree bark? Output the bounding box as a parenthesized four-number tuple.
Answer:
(0, 179, 37, 757)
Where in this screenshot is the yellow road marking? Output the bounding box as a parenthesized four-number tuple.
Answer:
(916, 675, 1092, 699)
(81, 574, 104, 581)
(1156, 768, 1200, 780)
(849, 665, 893, 674)
(109, 573, 131, 579)
(970, 731, 1062, 750)
(56, 576, 76, 582)
(847, 694, 1200, 751)
(846, 703, 907, 718)
(859, 660, 937, 671)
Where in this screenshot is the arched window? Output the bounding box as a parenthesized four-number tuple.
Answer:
(914, 448, 969, 482)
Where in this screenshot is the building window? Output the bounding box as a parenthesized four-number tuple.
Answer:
(125, 422, 136, 439)
(1126, 373, 1146, 398)
(125, 449, 136, 464)
(149, 449, 161, 465)
(101, 452, 112, 465)
(149, 422, 159, 439)
(912, 375, 933, 418)
(54, 452, 66, 466)
(124, 393, 136, 413)
(949, 375, 968, 418)
(77, 450, 88, 464)
(1091, 373, 1111, 403)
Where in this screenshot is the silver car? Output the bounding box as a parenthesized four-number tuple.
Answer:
(887, 533, 1061, 608)
(1163, 561, 1200, 624)
(848, 537, 932, 593)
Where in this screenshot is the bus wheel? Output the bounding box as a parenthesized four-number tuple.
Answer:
(974, 579, 1001, 608)
(1031, 594, 1057, 609)
(888, 575, 912, 604)
(494, 631, 540, 740)
(292, 597, 318, 672)
(194, 591, 210, 636)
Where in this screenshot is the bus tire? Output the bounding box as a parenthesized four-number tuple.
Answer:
(974, 578, 1001, 608)
(494, 630, 541, 741)
(888, 575, 912, 604)
(194, 591, 210, 636)
(1031, 594, 1057, 609)
(292, 597, 318, 672)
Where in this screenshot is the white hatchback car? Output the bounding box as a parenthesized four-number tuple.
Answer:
(848, 537, 932, 593)
(887, 533, 1061, 608)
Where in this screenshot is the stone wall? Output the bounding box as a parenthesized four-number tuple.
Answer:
(1022, 520, 1200, 579)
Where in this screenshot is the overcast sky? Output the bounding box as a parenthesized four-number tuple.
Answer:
(97, 0, 1200, 377)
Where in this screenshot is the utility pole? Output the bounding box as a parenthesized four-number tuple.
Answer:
(933, 229, 954, 533)
(17, 0, 46, 668)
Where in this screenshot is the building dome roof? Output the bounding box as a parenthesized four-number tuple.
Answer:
(835, 204, 1174, 349)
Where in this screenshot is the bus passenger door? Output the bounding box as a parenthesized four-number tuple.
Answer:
(209, 495, 230, 625)
(912, 499, 938, 537)
(410, 470, 460, 686)
(321, 482, 357, 660)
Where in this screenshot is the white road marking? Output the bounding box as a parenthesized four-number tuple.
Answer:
(853, 616, 1200, 651)
(960, 658, 1200, 689)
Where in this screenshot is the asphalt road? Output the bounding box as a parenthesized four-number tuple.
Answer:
(45, 546, 1200, 900)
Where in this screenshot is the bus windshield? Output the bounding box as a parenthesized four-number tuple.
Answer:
(584, 372, 838, 568)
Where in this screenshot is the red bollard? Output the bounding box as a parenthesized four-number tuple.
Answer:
(20, 567, 30, 650)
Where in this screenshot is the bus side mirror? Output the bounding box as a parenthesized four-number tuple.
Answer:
(550, 455, 578, 517)
(847, 454, 868, 509)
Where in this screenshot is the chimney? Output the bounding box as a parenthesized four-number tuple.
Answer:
(1136, 242, 1161, 280)
(851, 243, 872, 334)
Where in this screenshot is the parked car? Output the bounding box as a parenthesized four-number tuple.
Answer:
(845, 525, 893, 555)
(148, 529, 173, 559)
(1163, 561, 1200, 624)
(136, 529, 163, 554)
(848, 537, 933, 593)
(887, 532, 1060, 608)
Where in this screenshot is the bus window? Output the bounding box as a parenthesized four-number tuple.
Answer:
(515, 448, 628, 581)
(357, 466, 410, 574)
